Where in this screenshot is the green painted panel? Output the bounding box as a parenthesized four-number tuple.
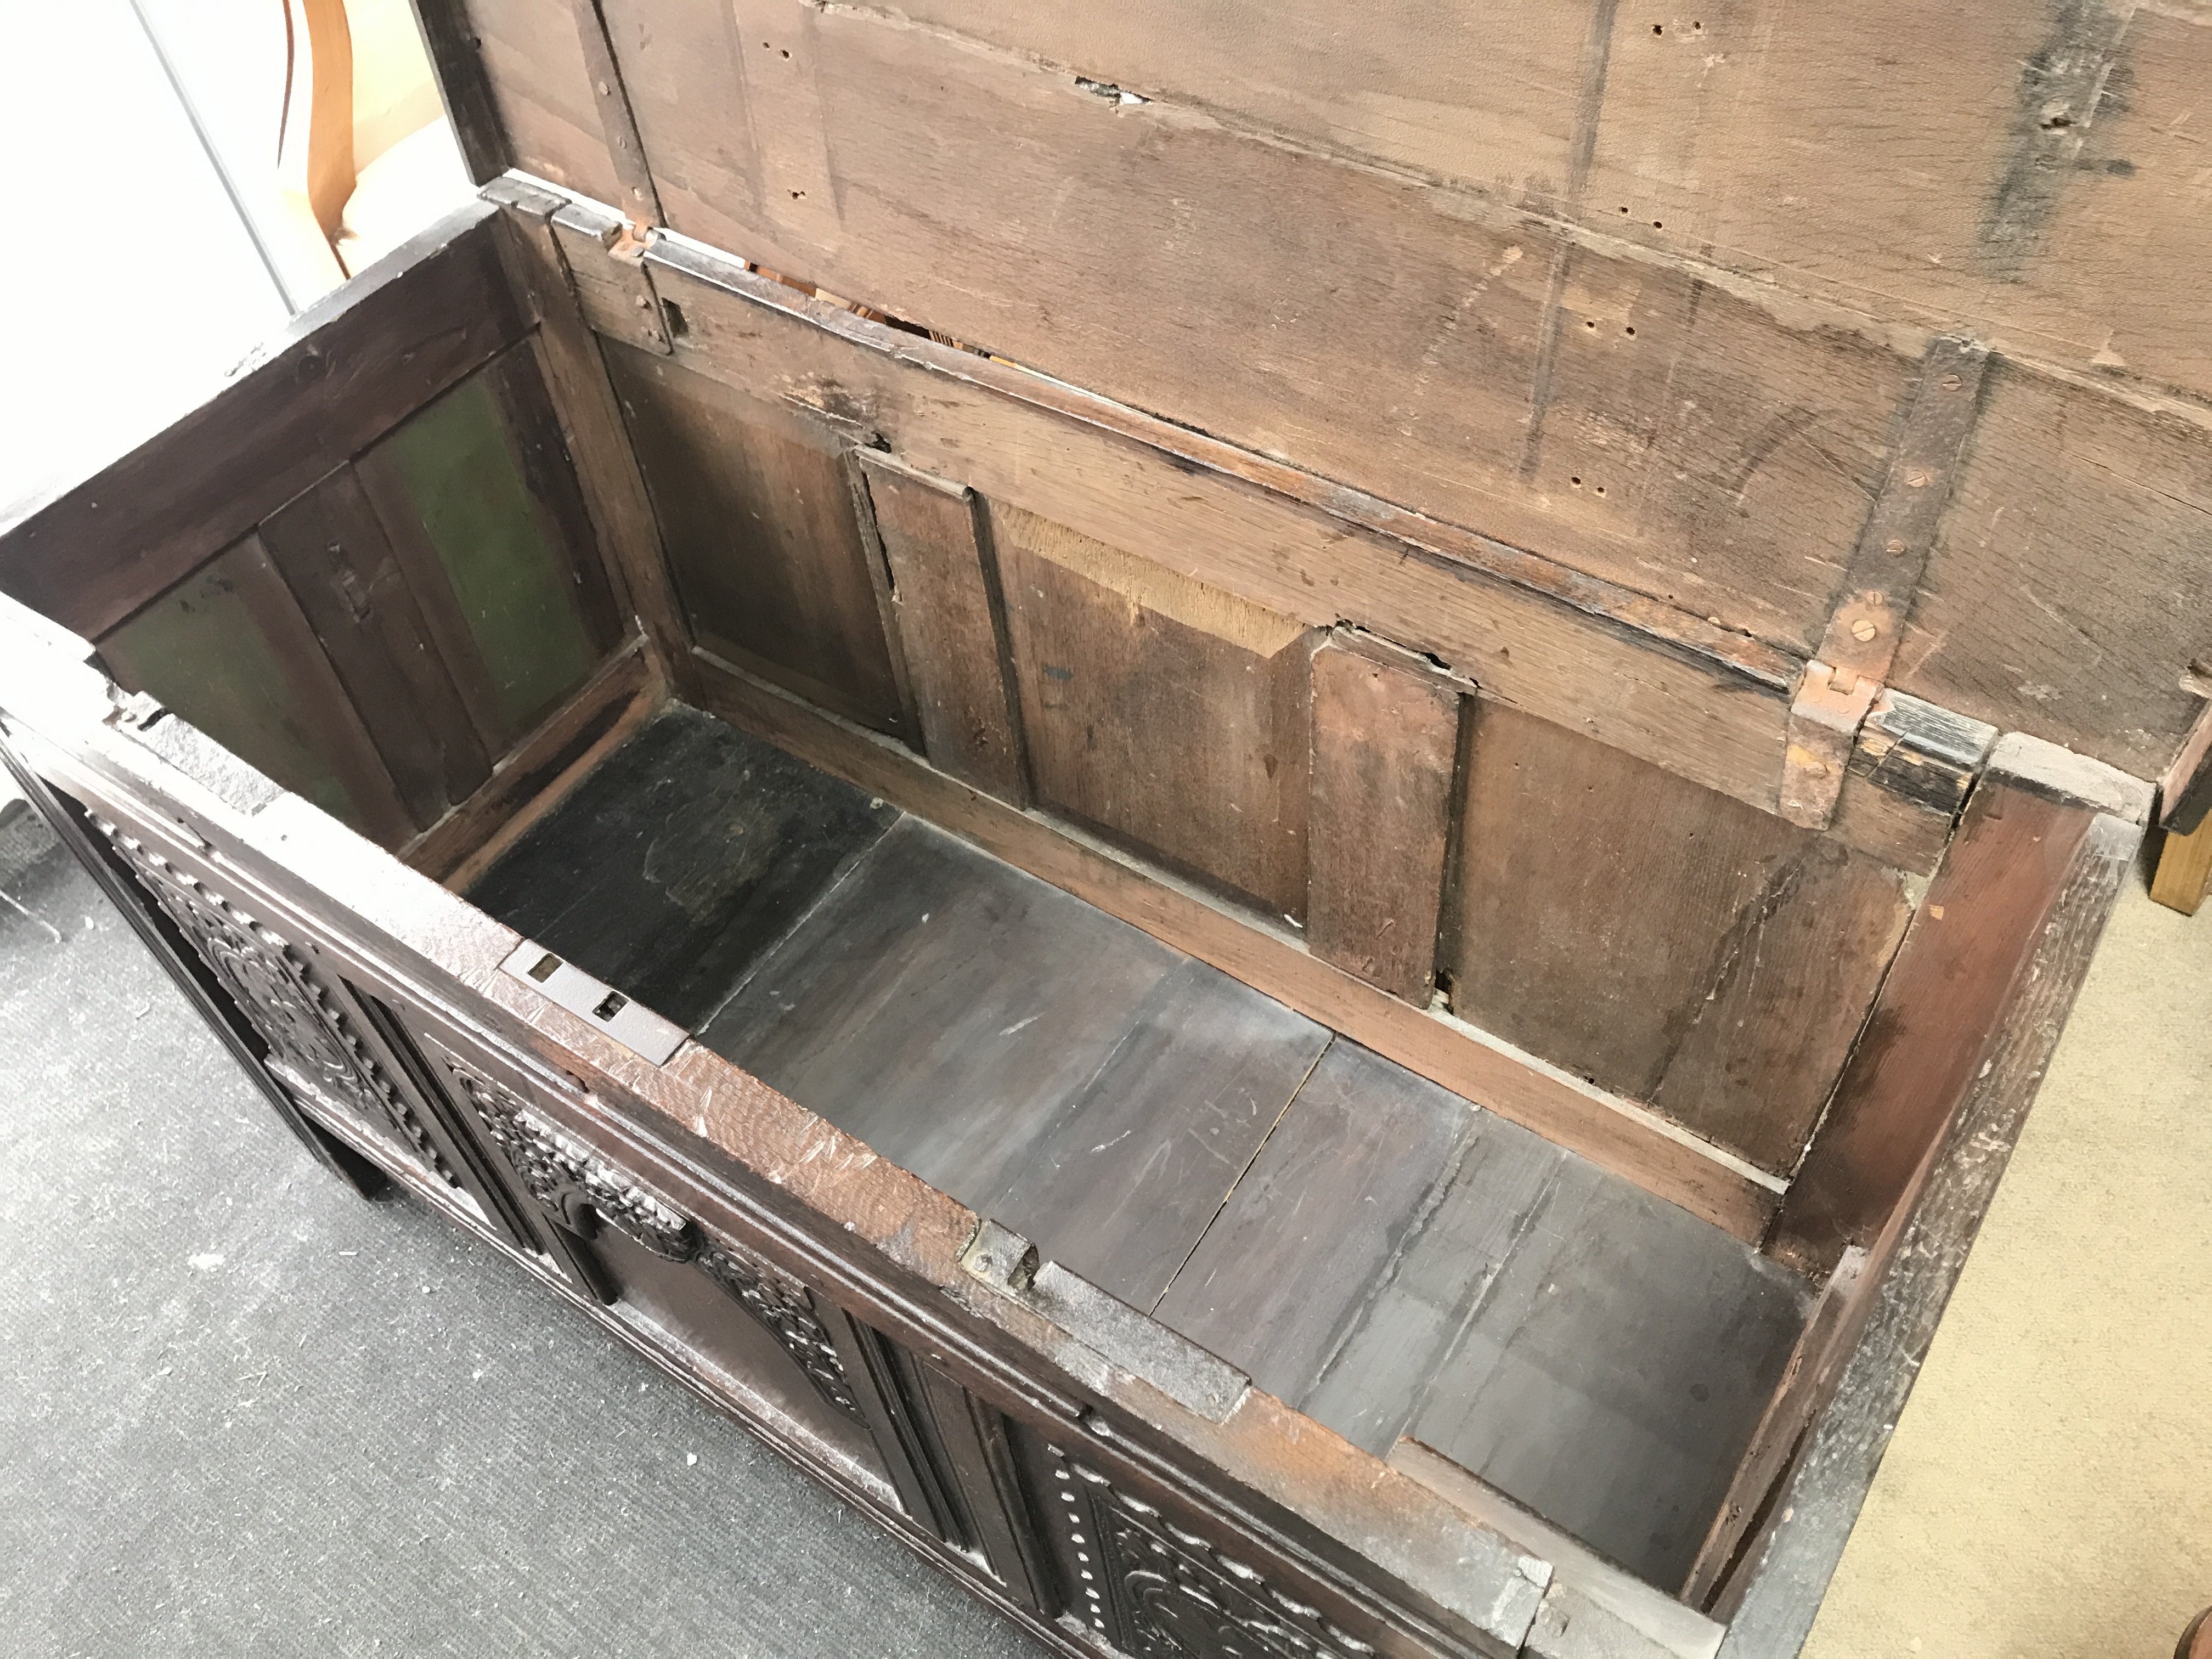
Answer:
(381, 373, 597, 738)
(101, 554, 364, 831)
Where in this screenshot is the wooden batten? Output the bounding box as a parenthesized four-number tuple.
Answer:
(1306, 637, 1465, 1003)
(852, 451, 1030, 804)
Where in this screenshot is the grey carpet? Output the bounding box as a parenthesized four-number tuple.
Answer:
(0, 812, 1051, 1659)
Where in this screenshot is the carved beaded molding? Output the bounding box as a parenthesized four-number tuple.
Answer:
(1047, 1447, 1376, 1659)
(97, 820, 460, 1187)
(449, 1058, 862, 1420)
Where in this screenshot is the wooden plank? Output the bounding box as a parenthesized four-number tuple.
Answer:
(601, 345, 910, 737)
(1715, 812, 2140, 1651)
(484, 178, 698, 693)
(2150, 815, 2212, 918)
(1306, 639, 1463, 1002)
(1155, 1040, 1477, 1412)
(690, 650, 1784, 1242)
(261, 463, 493, 827)
(456, 0, 624, 206)
(0, 200, 521, 640)
(403, 637, 657, 885)
(1384, 1150, 1807, 1591)
(98, 536, 415, 848)
(1446, 699, 1915, 1173)
(465, 706, 896, 1029)
(580, 0, 1910, 655)
(1767, 775, 2098, 1276)
(2159, 684, 2212, 836)
(994, 503, 1313, 921)
(1898, 360, 2212, 780)
(854, 452, 1028, 803)
(698, 816, 1330, 1305)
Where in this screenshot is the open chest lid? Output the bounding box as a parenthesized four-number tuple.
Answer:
(412, 0, 2212, 826)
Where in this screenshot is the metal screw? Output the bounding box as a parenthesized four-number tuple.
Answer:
(1850, 617, 1880, 642)
(1886, 537, 1907, 555)
(1904, 467, 1933, 488)
(1940, 373, 1962, 391)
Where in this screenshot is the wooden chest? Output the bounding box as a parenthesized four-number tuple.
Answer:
(3, 4, 2204, 1654)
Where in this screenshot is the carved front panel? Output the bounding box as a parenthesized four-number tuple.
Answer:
(448, 1056, 862, 1419)
(97, 819, 459, 1187)
(1046, 1448, 1375, 1659)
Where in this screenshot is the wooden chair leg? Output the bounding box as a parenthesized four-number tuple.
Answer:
(2150, 816, 2212, 915)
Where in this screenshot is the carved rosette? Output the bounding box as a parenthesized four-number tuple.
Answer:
(97, 820, 458, 1187)
(447, 1058, 862, 1419)
(1049, 1451, 1374, 1659)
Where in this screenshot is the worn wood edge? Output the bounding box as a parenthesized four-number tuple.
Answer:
(1679, 1247, 1870, 1607)
(2157, 690, 2212, 834)
(1389, 1441, 1724, 1659)
(1987, 730, 2157, 822)
(404, 0, 510, 183)
(687, 647, 1785, 1244)
(1712, 810, 2142, 1656)
(402, 637, 659, 885)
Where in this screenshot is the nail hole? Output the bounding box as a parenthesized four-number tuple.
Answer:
(1595, 484, 1607, 495)
(1653, 220, 1664, 228)
(594, 991, 629, 1020)
(660, 298, 688, 338)
(1584, 318, 1597, 329)
(1570, 476, 1583, 486)
(780, 47, 791, 58)
(1619, 205, 1630, 214)
(1624, 325, 1636, 335)
(528, 952, 562, 983)
(789, 189, 806, 200)
(1652, 22, 1664, 33)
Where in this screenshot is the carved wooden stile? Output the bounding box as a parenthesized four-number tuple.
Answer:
(94, 819, 460, 1188)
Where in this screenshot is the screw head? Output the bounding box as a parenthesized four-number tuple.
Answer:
(1905, 467, 1933, 488)
(1850, 617, 1880, 642)
(1886, 537, 1908, 555)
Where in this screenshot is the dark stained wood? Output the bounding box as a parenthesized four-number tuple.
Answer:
(404, 638, 658, 885)
(1159, 1040, 1809, 1588)
(855, 452, 1029, 803)
(1306, 639, 1464, 1002)
(1716, 813, 2140, 1651)
(1446, 699, 1914, 1173)
(261, 464, 493, 828)
(603, 345, 910, 736)
(699, 816, 1329, 1307)
(994, 503, 1313, 922)
(465, 705, 896, 1029)
(1156, 1040, 1474, 1408)
(2159, 685, 2212, 836)
(98, 536, 415, 848)
(0, 201, 522, 640)
(1766, 779, 2096, 1276)
(484, 178, 698, 693)
(692, 648, 1783, 1240)
(405, 0, 511, 182)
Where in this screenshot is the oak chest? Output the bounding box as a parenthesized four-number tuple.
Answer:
(4, 4, 2207, 1655)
